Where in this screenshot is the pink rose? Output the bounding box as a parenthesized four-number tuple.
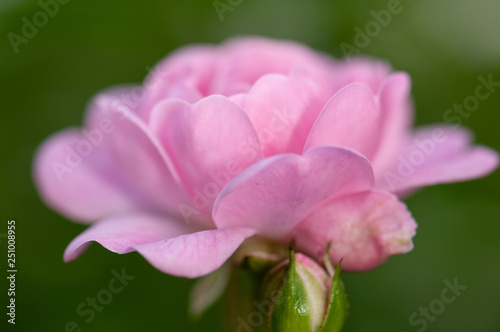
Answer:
(33, 37, 498, 278)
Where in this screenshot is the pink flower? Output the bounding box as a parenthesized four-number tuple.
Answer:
(33, 37, 498, 278)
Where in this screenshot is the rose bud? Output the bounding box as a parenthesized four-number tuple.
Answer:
(260, 249, 347, 332)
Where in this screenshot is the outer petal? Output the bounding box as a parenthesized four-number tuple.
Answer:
(332, 57, 392, 93)
(243, 73, 328, 156)
(305, 83, 382, 160)
(64, 213, 190, 261)
(371, 73, 414, 177)
(134, 228, 256, 278)
(150, 95, 263, 214)
(84, 86, 142, 124)
(33, 129, 140, 223)
(213, 146, 374, 236)
(376, 125, 499, 193)
(95, 97, 193, 219)
(292, 190, 417, 271)
(139, 45, 216, 119)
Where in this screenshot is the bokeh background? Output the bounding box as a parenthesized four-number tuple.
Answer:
(1, 0, 499, 331)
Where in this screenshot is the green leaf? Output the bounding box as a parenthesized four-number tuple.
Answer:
(270, 250, 311, 332)
(320, 260, 348, 332)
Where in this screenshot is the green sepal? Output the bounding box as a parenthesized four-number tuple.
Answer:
(319, 260, 348, 332)
(269, 250, 311, 332)
(244, 253, 280, 273)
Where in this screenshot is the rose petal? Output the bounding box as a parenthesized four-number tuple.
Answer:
(333, 57, 392, 93)
(84, 86, 142, 126)
(305, 83, 382, 160)
(139, 45, 216, 119)
(211, 37, 331, 96)
(134, 227, 256, 278)
(243, 73, 327, 156)
(377, 125, 499, 193)
(33, 129, 140, 223)
(150, 95, 263, 214)
(64, 213, 190, 261)
(292, 190, 417, 271)
(213, 146, 374, 236)
(99, 100, 193, 219)
(371, 72, 413, 176)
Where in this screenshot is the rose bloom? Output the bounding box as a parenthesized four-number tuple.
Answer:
(34, 37, 498, 278)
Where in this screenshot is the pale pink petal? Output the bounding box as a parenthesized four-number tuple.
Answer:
(377, 125, 499, 193)
(305, 83, 382, 160)
(33, 129, 140, 223)
(96, 99, 195, 219)
(371, 73, 414, 177)
(211, 37, 333, 96)
(83, 86, 142, 125)
(228, 93, 247, 109)
(134, 228, 256, 278)
(150, 95, 263, 214)
(64, 213, 190, 262)
(333, 57, 392, 93)
(292, 190, 417, 271)
(139, 45, 216, 119)
(243, 73, 328, 156)
(213, 146, 374, 236)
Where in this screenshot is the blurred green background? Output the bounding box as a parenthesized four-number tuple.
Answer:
(1, 0, 499, 331)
